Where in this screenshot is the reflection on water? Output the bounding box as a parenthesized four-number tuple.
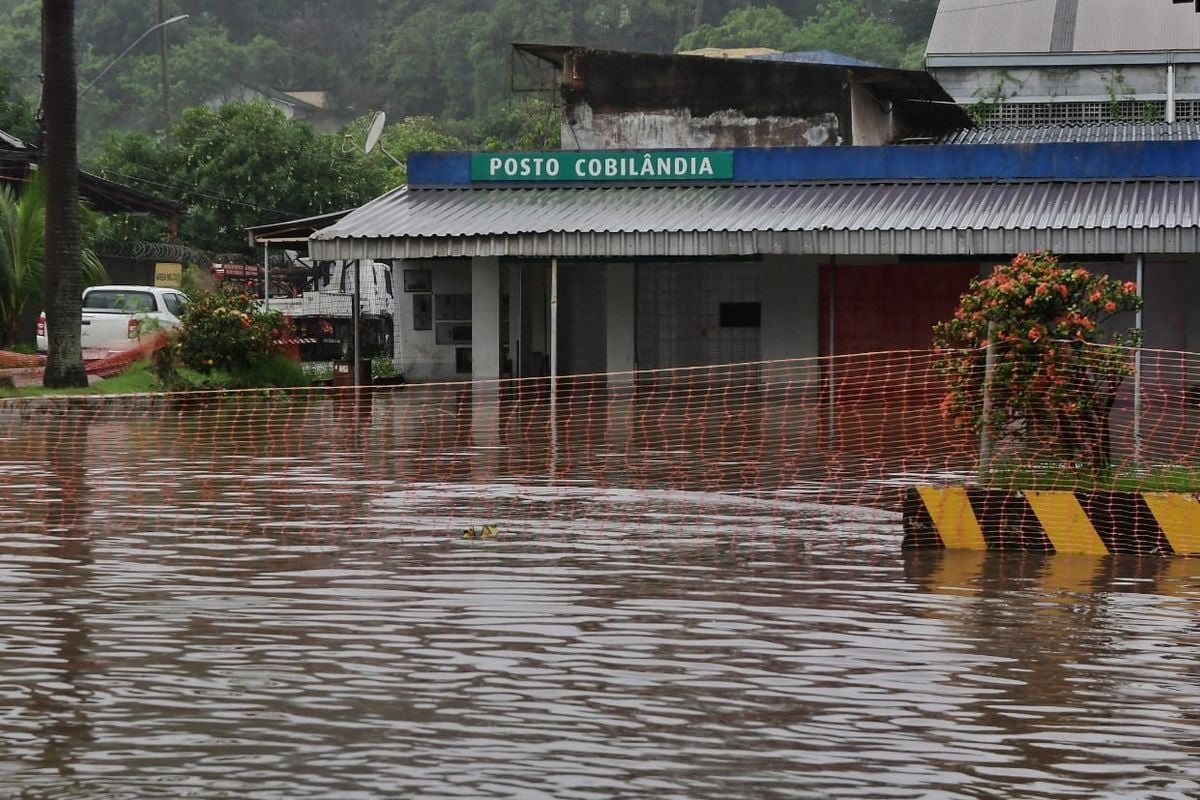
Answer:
(0, 388, 1198, 798)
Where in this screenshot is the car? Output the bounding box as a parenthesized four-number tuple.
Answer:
(36, 285, 189, 352)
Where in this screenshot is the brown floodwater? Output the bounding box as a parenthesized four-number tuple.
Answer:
(1, 384, 1198, 799)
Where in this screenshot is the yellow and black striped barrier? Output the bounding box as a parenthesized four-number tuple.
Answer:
(903, 486, 1200, 555)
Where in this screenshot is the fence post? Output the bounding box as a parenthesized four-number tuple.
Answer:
(979, 320, 997, 482)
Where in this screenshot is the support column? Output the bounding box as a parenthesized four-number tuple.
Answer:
(761, 255, 820, 389)
(606, 262, 636, 383)
(471, 256, 502, 380)
(506, 262, 522, 377)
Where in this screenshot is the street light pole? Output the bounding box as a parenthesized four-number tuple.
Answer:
(77, 14, 188, 99)
(159, 0, 172, 144)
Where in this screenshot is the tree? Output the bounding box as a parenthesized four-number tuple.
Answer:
(0, 174, 43, 345)
(676, 6, 803, 51)
(476, 97, 560, 150)
(42, 0, 88, 388)
(93, 102, 390, 254)
(932, 252, 1143, 470)
(0, 65, 37, 140)
(0, 174, 108, 345)
(792, 0, 907, 66)
(674, 1, 908, 65)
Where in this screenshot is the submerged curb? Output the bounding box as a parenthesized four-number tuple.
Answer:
(903, 485, 1200, 556)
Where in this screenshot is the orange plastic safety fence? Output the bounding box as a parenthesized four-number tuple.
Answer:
(0, 350, 44, 369)
(0, 345, 1197, 543)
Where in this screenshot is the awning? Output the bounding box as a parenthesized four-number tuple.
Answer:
(309, 180, 1200, 260)
(247, 208, 353, 247)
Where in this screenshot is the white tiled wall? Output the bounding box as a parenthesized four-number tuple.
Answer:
(636, 261, 761, 370)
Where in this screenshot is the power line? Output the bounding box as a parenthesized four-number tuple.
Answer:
(91, 165, 297, 218)
(936, 0, 1041, 11)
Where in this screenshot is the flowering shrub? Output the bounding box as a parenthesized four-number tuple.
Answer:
(176, 284, 291, 373)
(932, 252, 1142, 468)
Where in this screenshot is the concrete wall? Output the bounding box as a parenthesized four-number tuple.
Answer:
(395, 258, 471, 382)
(761, 255, 820, 362)
(471, 257, 502, 380)
(849, 84, 893, 147)
(563, 100, 842, 149)
(931, 63, 1194, 108)
(561, 48, 853, 150)
(606, 263, 636, 377)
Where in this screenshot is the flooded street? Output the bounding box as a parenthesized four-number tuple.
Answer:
(2, 386, 1199, 798)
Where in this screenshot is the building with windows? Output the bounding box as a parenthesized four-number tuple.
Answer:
(307, 47, 1200, 385)
(926, 0, 1200, 125)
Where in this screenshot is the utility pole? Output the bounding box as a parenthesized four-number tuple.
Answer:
(159, 0, 171, 144)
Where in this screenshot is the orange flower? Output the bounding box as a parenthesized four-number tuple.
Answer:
(1104, 300, 1117, 312)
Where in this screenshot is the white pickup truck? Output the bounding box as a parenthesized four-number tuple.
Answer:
(36, 285, 189, 352)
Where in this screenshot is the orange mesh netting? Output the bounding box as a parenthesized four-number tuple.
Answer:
(0, 350, 44, 369)
(3, 345, 1199, 544)
(0, 333, 170, 385)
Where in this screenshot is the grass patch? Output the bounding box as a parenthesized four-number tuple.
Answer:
(158, 353, 311, 391)
(0, 359, 162, 397)
(0, 355, 313, 398)
(982, 461, 1200, 493)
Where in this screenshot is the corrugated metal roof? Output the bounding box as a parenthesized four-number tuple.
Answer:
(928, 0, 1055, 56)
(928, 0, 1200, 56)
(934, 122, 1200, 145)
(1073, 0, 1200, 52)
(308, 180, 1200, 260)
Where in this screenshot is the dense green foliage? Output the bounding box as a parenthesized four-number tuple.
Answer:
(678, 0, 922, 67)
(933, 253, 1143, 469)
(0, 1, 938, 257)
(0, 174, 107, 346)
(174, 282, 290, 373)
(0, 1, 936, 140)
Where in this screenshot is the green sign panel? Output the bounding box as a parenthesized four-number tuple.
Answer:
(470, 150, 734, 183)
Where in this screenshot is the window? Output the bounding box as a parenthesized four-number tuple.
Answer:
(412, 294, 432, 330)
(436, 322, 472, 345)
(84, 290, 155, 313)
(435, 293, 471, 321)
(163, 293, 187, 317)
(719, 302, 761, 328)
(403, 269, 431, 292)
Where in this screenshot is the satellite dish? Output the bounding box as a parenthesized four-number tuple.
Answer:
(363, 110, 405, 168)
(364, 111, 386, 155)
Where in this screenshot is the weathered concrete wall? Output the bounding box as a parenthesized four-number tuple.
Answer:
(562, 49, 853, 149)
(849, 83, 892, 147)
(563, 101, 841, 149)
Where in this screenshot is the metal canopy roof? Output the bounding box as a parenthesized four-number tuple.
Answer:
(308, 180, 1200, 260)
(247, 208, 352, 246)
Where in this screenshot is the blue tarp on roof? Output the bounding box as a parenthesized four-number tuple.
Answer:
(747, 50, 879, 68)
